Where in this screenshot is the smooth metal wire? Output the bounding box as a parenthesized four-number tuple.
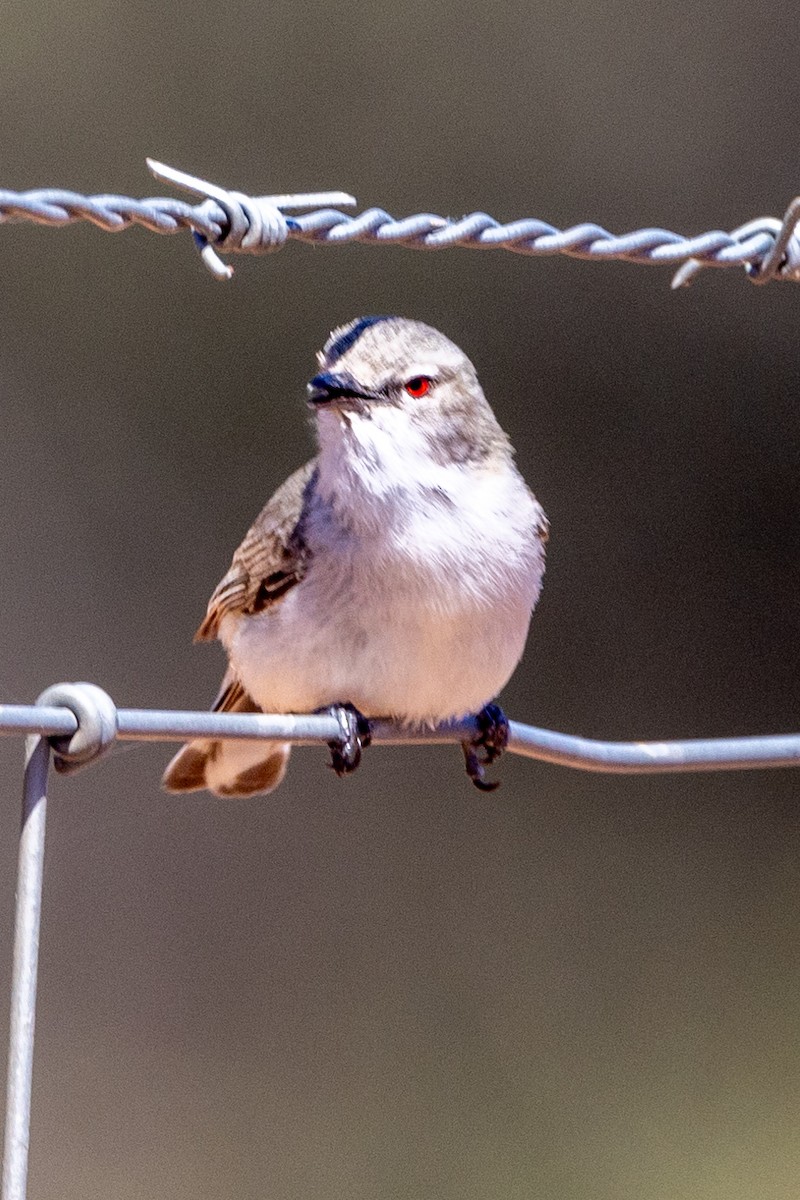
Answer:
(0, 159, 798, 286)
(2, 689, 799, 1200)
(2, 689, 800, 776)
(1, 738, 50, 1200)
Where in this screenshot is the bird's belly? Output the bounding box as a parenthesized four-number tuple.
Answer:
(226, 557, 538, 723)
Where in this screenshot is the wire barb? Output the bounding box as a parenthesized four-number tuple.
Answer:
(146, 159, 357, 278)
(0, 160, 798, 287)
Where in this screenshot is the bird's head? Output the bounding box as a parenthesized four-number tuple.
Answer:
(307, 316, 510, 469)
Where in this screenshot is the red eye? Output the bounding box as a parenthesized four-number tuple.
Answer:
(405, 376, 431, 398)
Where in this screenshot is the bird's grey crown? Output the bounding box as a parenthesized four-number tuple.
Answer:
(324, 316, 395, 364)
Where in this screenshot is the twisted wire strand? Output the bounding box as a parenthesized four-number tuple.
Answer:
(0, 189, 226, 242)
(289, 206, 774, 269)
(1, 161, 798, 287)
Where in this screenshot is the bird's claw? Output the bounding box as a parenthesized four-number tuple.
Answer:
(462, 703, 509, 792)
(323, 703, 372, 777)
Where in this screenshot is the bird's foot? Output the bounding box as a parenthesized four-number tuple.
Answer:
(462, 703, 509, 792)
(320, 703, 372, 777)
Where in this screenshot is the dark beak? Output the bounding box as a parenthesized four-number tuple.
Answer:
(307, 371, 378, 406)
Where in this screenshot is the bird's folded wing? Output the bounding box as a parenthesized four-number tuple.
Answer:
(195, 459, 318, 642)
(211, 669, 260, 714)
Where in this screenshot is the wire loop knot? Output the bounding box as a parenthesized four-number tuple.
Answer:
(746, 197, 800, 284)
(147, 159, 356, 279)
(36, 683, 118, 774)
(193, 192, 289, 267)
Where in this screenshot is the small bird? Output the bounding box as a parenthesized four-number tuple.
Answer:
(163, 316, 548, 797)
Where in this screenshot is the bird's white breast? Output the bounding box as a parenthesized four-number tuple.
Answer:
(223, 449, 545, 724)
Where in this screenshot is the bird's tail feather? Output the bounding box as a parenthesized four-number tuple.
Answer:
(161, 669, 290, 798)
(162, 737, 290, 797)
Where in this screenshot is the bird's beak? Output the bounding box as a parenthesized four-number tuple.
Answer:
(307, 371, 379, 407)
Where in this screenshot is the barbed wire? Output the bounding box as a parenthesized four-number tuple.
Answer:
(0, 159, 798, 288)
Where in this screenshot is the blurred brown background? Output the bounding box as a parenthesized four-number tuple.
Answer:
(0, 1, 799, 1197)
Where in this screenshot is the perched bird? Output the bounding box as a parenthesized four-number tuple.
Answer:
(163, 316, 548, 797)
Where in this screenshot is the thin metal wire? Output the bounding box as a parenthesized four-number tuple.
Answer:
(1, 737, 50, 1200)
(0, 159, 797, 286)
(1, 690, 800, 776)
(2, 694, 798, 1200)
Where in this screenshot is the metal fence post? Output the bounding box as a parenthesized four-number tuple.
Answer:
(1, 736, 51, 1200)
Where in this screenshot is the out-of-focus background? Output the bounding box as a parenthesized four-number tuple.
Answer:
(0, 3, 799, 1198)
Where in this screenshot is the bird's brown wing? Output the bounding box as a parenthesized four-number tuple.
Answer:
(195, 459, 318, 643)
(211, 669, 260, 714)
